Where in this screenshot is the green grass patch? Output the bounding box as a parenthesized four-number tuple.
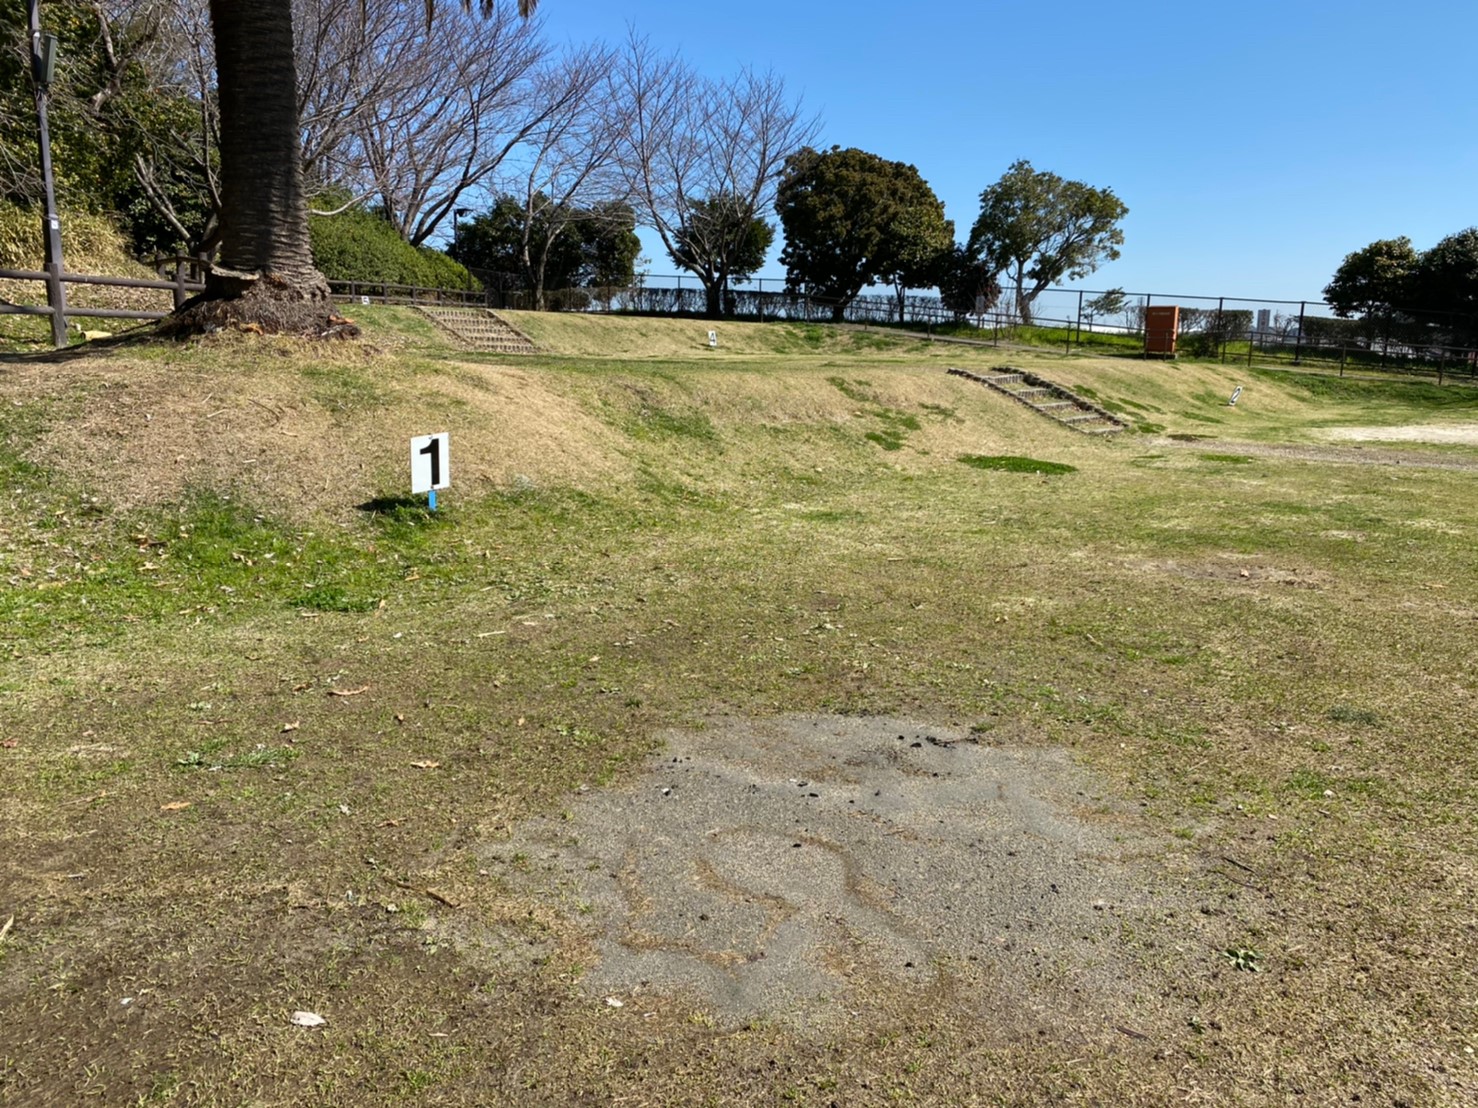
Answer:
(1198, 453, 1254, 465)
(1256, 368, 1478, 410)
(957, 454, 1077, 475)
(1327, 703, 1381, 726)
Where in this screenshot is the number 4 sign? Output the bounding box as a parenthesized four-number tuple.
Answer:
(410, 432, 450, 509)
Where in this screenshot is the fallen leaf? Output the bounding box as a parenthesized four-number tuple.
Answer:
(604, 996, 624, 1008)
(410, 760, 441, 770)
(328, 686, 370, 698)
(381, 818, 404, 827)
(160, 801, 192, 812)
(281, 721, 300, 733)
(1, 740, 17, 749)
(289, 1010, 327, 1028)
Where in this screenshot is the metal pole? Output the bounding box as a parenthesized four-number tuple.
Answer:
(1292, 301, 1306, 365)
(29, 0, 67, 348)
(1075, 289, 1083, 348)
(1218, 297, 1226, 362)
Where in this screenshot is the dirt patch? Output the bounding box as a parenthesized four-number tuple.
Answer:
(474, 714, 1214, 1030)
(1324, 422, 1478, 445)
(1154, 435, 1478, 470)
(1128, 556, 1324, 590)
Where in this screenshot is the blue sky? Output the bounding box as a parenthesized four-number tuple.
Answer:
(537, 0, 1478, 302)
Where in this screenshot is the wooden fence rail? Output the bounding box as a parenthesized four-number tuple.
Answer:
(0, 267, 487, 344)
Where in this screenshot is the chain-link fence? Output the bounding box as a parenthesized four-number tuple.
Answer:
(476, 271, 1477, 383)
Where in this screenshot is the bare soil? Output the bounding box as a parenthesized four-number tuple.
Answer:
(1323, 421, 1478, 445)
(479, 714, 1215, 1031)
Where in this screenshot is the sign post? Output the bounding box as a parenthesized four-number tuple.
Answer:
(410, 432, 450, 511)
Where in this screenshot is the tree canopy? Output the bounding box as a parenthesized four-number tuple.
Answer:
(1409, 228, 1478, 331)
(967, 160, 1127, 325)
(668, 193, 774, 314)
(935, 245, 1001, 323)
(776, 146, 952, 321)
(1323, 237, 1419, 319)
(450, 193, 639, 305)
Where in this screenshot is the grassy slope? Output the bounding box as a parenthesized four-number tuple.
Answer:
(1, 312, 1476, 1106)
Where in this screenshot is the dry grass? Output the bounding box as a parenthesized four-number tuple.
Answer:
(1, 311, 1476, 1106)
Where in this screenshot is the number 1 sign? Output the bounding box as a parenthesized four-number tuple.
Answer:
(410, 432, 450, 509)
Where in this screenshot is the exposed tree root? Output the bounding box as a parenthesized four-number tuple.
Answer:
(158, 275, 360, 340)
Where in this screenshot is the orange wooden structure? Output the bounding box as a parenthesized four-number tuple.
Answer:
(1144, 305, 1179, 356)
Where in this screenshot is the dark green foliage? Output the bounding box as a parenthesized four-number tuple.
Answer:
(1409, 228, 1478, 340)
(1322, 229, 1478, 347)
(310, 205, 476, 290)
(777, 146, 953, 321)
(957, 454, 1077, 475)
(1083, 288, 1129, 324)
(936, 246, 1001, 321)
(669, 193, 774, 318)
(967, 160, 1127, 326)
(1323, 237, 1419, 320)
(0, 1, 215, 258)
(451, 195, 640, 303)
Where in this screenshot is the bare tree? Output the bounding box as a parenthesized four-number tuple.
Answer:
(113, 0, 580, 262)
(294, 0, 432, 195)
(341, 2, 558, 245)
(490, 43, 630, 307)
(107, 0, 224, 259)
(614, 34, 818, 318)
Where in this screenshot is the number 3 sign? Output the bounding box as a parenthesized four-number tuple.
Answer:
(410, 432, 450, 496)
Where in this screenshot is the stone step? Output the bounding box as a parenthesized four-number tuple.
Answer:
(415, 307, 538, 354)
(949, 364, 1128, 436)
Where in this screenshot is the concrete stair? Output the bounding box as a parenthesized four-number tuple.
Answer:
(948, 366, 1128, 435)
(415, 307, 538, 354)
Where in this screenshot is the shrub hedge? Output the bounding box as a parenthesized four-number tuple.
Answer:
(309, 207, 477, 291)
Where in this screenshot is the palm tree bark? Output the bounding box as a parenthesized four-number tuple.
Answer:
(162, 0, 338, 335)
(167, 0, 537, 335)
(208, 0, 327, 299)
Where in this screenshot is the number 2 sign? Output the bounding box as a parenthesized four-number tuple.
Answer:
(410, 432, 450, 495)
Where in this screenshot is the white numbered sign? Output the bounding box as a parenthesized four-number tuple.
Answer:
(410, 432, 450, 493)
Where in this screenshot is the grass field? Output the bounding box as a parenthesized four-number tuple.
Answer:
(1, 312, 1476, 1106)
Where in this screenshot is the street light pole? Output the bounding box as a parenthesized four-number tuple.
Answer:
(28, 0, 67, 348)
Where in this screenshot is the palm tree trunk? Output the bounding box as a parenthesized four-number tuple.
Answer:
(207, 0, 327, 300)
